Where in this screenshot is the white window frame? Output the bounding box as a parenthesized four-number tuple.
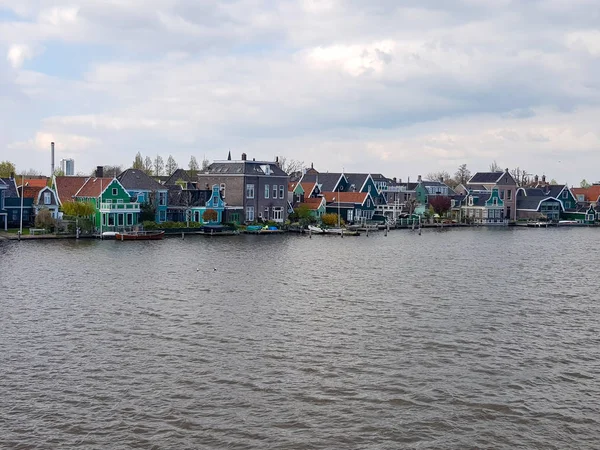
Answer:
(264, 207, 269, 219)
(265, 185, 270, 199)
(158, 192, 166, 206)
(112, 188, 118, 196)
(279, 185, 284, 199)
(44, 192, 51, 205)
(272, 184, 278, 199)
(246, 206, 255, 221)
(246, 184, 255, 199)
(272, 207, 283, 221)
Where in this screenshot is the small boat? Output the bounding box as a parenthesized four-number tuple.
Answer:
(558, 220, 580, 226)
(115, 230, 165, 241)
(308, 225, 324, 234)
(101, 231, 117, 239)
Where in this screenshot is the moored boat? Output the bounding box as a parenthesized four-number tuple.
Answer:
(115, 230, 165, 241)
(308, 225, 324, 234)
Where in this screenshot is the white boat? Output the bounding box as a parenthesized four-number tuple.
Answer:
(323, 228, 345, 235)
(308, 225, 324, 234)
(558, 220, 580, 226)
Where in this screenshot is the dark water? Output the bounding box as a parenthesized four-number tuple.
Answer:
(1, 228, 600, 449)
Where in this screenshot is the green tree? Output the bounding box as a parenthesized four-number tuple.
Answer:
(0, 161, 16, 177)
(153, 155, 164, 177)
(133, 152, 144, 170)
(202, 209, 218, 222)
(580, 179, 591, 188)
(62, 201, 96, 217)
(165, 155, 178, 176)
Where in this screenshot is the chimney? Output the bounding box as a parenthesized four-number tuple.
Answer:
(241, 153, 247, 161)
(399, 178, 402, 184)
(417, 175, 422, 183)
(96, 166, 104, 178)
(534, 175, 539, 184)
(542, 174, 546, 183)
(51, 142, 55, 176)
(393, 177, 397, 183)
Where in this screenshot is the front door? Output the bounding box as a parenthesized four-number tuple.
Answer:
(347, 210, 353, 222)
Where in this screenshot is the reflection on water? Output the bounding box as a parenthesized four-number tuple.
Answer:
(1, 228, 599, 448)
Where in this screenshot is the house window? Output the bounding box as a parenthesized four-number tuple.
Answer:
(118, 214, 124, 226)
(246, 184, 255, 199)
(158, 192, 166, 206)
(108, 214, 115, 226)
(272, 207, 283, 221)
(507, 190, 512, 200)
(577, 195, 585, 202)
(117, 199, 123, 204)
(493, 198, 498, 206)
(562, 190, 568, 199)
(112, 188, 117, 196)
(273, 184, 278, 199)
(500, 190, 504, 200)
(102, 213, 107, 226)
(468, 197, 473, 206)
(137, 193, 145, 203)
(44, 192, 51, 205)
(366, 198, 371, 207)
(279, 185, 284, 199)
(265, 185, 270, 199)
(264, 207, 269, 219)
(246, 206, 255, 222)
(159, 210, 166, 222)
(127, 213, 133, 226)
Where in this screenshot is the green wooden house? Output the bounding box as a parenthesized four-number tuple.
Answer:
(74, 177, 141, 230)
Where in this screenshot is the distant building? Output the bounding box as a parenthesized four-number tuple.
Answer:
(60, 159, 75, 176)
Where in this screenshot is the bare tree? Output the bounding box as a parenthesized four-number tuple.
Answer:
(189, 156, 200, 177)
(153, 155, 164, 177)
(201, 156, 210, 171)
(454, 164, 471, 186)
(510, 167, 529, 187)
(489, 160, 501, 172)
(426, 170, 456, 187)
(165, 155, 178, 176)
(143, 156, 153, 175)
(277, 156, 304, 176)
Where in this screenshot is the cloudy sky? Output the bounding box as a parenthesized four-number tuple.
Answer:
(1, 0, 599, 183)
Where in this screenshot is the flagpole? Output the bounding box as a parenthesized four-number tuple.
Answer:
(19, 175, 24, 234)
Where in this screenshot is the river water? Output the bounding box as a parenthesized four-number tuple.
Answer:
(1, 227, 599, 449)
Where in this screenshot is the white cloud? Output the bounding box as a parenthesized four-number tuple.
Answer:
(6, 44, 34, 68)
(1, 0, 600, 181)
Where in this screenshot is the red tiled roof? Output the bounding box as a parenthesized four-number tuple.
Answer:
(300, 182, 316, 196)
(22, 178, 49, 188)
(75, 177, 113, 198)
(54, 176, 89, 205)
(323, 191, 368, 204)
(19, 185, 44, 200)
(572, 186, 600, 202)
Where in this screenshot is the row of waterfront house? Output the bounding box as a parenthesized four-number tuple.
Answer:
(1, 152, 600, 232)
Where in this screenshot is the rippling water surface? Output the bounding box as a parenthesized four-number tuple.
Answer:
(1, 228, 600, 449)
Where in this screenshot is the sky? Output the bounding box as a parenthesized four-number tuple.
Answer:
(1, 0, 599, 184)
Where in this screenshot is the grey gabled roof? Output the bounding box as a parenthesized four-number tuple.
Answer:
(164, 169, 194, 187)
(301, 172, 345, 192)
(0, 177, 19, 198)
(344, 173, 370, 191)
(468, 172, 503, 184)
(517, 195, 563, 211)
(469, 192, 491, 206)
(206, 160, 288, 177)
(117, 169, 167, 191)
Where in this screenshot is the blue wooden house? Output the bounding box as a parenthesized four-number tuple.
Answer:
(189, 185, 226, 223)
(117, 169, 168, 223)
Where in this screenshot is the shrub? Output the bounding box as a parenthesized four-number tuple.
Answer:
(35, 209, 55, 230)
(202, 209, 218, 222)
(321, 213, 344, 227)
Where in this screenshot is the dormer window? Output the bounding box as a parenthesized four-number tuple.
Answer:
(468, 197, 474, 206)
